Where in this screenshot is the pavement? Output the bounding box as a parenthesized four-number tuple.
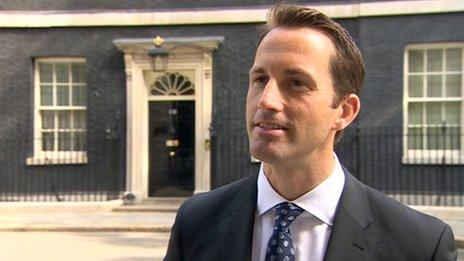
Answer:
(0, 232, 170, 261)
(0, 199, 462, 248)
(0, 199, 176, 233)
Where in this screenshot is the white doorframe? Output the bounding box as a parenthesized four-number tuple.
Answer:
(114, 37, 223, 202)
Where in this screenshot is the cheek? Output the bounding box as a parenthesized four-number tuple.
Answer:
(245, 94, 257, 123)
(245, 96, 252, 114)
(291, 103, 330, 130)
(246, 89, 259, 108)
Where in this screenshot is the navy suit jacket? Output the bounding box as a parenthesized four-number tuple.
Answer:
(164, 168, 457, 260)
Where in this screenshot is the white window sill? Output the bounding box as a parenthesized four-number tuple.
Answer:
(26, 154, 88, 166)
(402, 156, 464, 165)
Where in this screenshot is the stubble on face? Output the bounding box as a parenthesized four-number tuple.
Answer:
(246, 27, 340, 168)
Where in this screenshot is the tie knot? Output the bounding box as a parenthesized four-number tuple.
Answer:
(273, 202, 303, 231)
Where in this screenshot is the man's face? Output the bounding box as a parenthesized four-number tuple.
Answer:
(246, 27, 342, 165)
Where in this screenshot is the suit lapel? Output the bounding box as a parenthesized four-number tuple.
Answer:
(219, 173, 258, 261)
(324, 169, 378, 261)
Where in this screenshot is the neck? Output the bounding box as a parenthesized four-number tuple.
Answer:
(263, 150, 336, 201)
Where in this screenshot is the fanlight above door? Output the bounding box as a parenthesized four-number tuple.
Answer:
(151, 73, 195, 96)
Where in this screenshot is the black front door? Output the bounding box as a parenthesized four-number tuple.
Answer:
(149, 101, 195, 197)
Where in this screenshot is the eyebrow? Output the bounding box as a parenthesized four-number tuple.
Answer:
(249, 66, 265, 75)
(248, 66, 318, 90)
(249, 67, 312, 76)
(284, 69, 318, 89)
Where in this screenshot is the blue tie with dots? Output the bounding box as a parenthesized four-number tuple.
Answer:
(265, 202, 304, 261)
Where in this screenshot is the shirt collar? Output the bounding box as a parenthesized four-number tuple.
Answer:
(256, 153, 345, 227)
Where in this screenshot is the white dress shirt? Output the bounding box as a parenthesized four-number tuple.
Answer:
(251, 153, 345, 261)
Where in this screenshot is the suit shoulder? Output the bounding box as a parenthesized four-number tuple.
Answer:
(179, 174, 257, 216)
(364, 184, 448, 234)
(360, 184, 458, 259)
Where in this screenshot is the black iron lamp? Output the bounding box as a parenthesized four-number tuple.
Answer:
(148, 36, 169, 72)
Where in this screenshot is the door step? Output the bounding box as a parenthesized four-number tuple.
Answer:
(112, 197, 187, 213)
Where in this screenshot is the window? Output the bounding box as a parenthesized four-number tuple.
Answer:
(27, 58, 87, 165)
(403, 44, 463, 164)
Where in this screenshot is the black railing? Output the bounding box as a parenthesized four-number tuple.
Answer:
(3, 126, 462, 205)
(211, 126, 464, 206)
(0, 136, 124, 202)
(337, 126, 464, 206)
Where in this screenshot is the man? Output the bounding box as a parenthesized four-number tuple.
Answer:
(164, 4, 457, 261)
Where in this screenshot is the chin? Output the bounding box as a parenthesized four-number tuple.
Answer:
(250, 143, 285, 164)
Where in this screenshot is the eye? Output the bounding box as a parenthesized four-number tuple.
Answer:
(256, 76, 267, 83)
(292, 79, 303, 86)
(252, 75, 268, 86)
(290, 79, 306, 89)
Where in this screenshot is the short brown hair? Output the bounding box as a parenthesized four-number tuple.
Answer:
(259, 3, 365, 145)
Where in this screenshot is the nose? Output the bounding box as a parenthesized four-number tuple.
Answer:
(257, 80, 284, 112)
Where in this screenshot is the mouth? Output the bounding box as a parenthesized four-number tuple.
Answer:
(256, 123, 287, 130)
(253, 121, 288, 136)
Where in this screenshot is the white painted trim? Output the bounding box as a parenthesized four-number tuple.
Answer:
(1, 1, 463, 28)
(405, 42, 464, 49)
(147, 96, 195, 101)
(33, 58, 41, 160)
(408, 97, 462, 102)
(114, 37, 224, 55)
(34, 57, 86, 62)
(26, 153, 88, 166)
(402, 155, 464, 165)
(28, 57, 87, 166)
(116, 38, 218, 200)
(403, 43, 464, 164)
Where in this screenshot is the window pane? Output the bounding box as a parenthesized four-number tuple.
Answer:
(73, 132, 86, 151)
(36, 60, 87, 153)
(427, 127, 460, 150)
(408, 75, 423, 97)
(72, 85, 87, 106)
(408, 127, 423, 149)
(427, 49, 443, 72)
(426, 103, 442, 125)
(447, 127, 461, 150)
(426, 127, 445, 149)
(40, 85, 53, 106)
(427, 75, 442, 97)
(41, 111, 54, 129)
(58, 111, 71, 129)
(56, 63, 69, 83)
(73, 111, 86, 129)
(58, 132, 71, 151)
(57, 85, 69, 106)
(445, 74, 461, 97)
(445, 102, 461, 125)
(72, 63, 86, 83)
(42, 132, 54, 151)
(446, 48, 462, 72)
(409, 50, 423, 72)
(408, 103, 423, 124)
(39, 63, 53, 83)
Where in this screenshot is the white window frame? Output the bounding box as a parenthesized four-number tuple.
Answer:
(403, 43, 464, 165)
(26, 57, 87, 165)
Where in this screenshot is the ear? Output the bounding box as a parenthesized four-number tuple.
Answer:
(333, 94, 361, 131)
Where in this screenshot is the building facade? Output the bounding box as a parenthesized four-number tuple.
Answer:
(0, 0, 463, 204)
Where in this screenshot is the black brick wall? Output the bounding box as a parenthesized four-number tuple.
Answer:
(338, 13, 464, 198)
(0, 10, 463, 198)
(0, 0, 357, 11)
(358, 12, 464, 126)
(0, 23, 262, 196)
(212, 13, 464, 194)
